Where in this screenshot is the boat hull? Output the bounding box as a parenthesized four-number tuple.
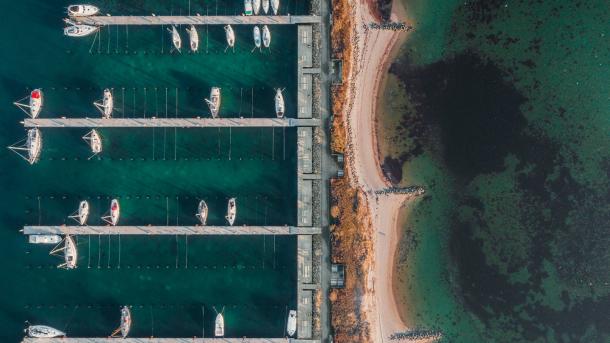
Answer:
(188, 25, 199, 52)
(262, 25, 271, 48)
(27, 325, 66, 338)
(215, 313, 225, 337)
(254, 26, 261, 48)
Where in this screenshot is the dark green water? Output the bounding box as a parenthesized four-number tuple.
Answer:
(0, 0, 306, 341)
(382, 0, 610, 342)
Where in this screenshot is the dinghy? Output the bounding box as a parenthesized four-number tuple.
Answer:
(69, 200, 90, 225)
(225, 198, 236, 226)
(14, 89, 43, 118)
(271, 0, 280, 15)
(169, 25, 182, 51)
(111, 306, 132, 339)
(186, 25, 199, 52)
(67, 4, 99, 17)
(262, 0, 270, 14)
(26, 325, 66, 338)
(253, 0, 261, 15)
(83, 129, 102, 155)
(244, 0, 253, 15)
(94, 88, 113, 119)
(224, 25, 235, 49)
(262, 25, 271, 48)
(253, 26, 262, 49)
(287, 310, 297, 337)
(275, 88, 285, 118)
(196, 200, 208, 225)
(205, 87, 221, 118)
(102, 199, 120, 226)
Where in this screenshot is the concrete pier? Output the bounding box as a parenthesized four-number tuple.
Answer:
(24, 226, 322, 236)
(297, 26, 314, 119)
(22, 339, 321, 343)
(75, 15, 321, 26)
(23, 118, 320, 128)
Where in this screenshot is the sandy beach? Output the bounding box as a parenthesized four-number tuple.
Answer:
(340, 0, 413, 342)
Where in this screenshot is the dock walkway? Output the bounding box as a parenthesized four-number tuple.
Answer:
(22, 339, 320, 343)
(76, 15, 321, 26)
(24, 226, 322, 236)
(23, 118, 320, 128)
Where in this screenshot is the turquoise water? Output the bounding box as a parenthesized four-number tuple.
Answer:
(0, 0, 306, 341)
(381, 0, 610, 342)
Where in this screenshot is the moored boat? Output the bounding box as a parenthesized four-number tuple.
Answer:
(102, 199, 120, 226)
(83, 129, 102, 154)
(26, 325, 66, 338)
(93, 88, 113, 119)
(262, 0, 270, 14)
(224, 25, 235, 48)
(111, 306, 132, 338)
(262, 25, 271, 48)
(287, 310, 297, 337)
(29, 235, 62, 244)
(253, 0, 261, 15)
(68, 200, 90, 225)
(275, 88, 285, 118)
(13, 89, 43, 118)
(253, 26, 262, 49)
(67, 4, 99, 17)
(244, 0, 253, 15)
(186, 25, 199, 52)
(225, 198, 236, 226)
(63, 22, 98, 37)
(215, 312, 225, 337)
(196, 200, 208, 225)
(271, 0, 280, 15)
(205, 87, 221, 118)
(169, 25, 182, 51)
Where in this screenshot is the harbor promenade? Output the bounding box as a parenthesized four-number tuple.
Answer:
(75, 15, 321, 26)
(23, 118, 320, 128)
(22, 339, 321, 343)
(24, 226, 321, 236)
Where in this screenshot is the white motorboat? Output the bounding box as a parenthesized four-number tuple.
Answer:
(196, 200, 208, 225)
(94, 88, 113, 118)
(205, 87, 221, 118)
(29, 235, 62, 244)
(244, 0, 253, 15)
(63, 23, 98, 37)
(224, 25, 235, 48)
(26, 325, 66, 338)
(14, 89, 43, 118)
(102, 199, 120, 226)
(215, 312, 225, 337)
(9, 128, 43, 164)
(67, 4, 100, 17)
(275, 88, 285, 118)
(262, 25, 271, 48)
(253, 26, 262, 49)
(287, 310, 297, 337)
(225, 198, 236, 226)
(186, 25, 199, 52)
(50, 235, 78, 269)
(169, 25, 182, 51)
(83, 129, 102, 155)
(262, 0, 270, 14)
(111, 306, 132, 338)
(271, 0, 280, 15)
(69, 200, 90, 225)
(253, 0, 261, 15)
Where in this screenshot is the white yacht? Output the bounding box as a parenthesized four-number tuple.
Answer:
(225, 198, 236, 226)
(67, 4, 100, 17)
(205, 87, 221, 118)
(275, 88, 285, 118)
(13, 89, 43, 118)
(26, 325, 66, 338)
(253, 0, 261, 15)
(69, 200, 90, 225)
(224, 25, 235, 49)
(111, 306, 132, 338)
(169, 25, 182, 51)
(196, 200, 208, 225)
(215, 312, 225, 337)
(262, 0, 270, 14)
(94, 88, 113, 118)
(262, 25, 271, 48)
(51, 235, 78, 269)
(102, 199, 120, 226)
(271, 0, 280, 15)
(253, 26, 262, 49)
(186, 25, 199, 52)
(244, 0, 253, 15)
(29, 235, 62, 244)
(83, 129, 102, 155)
(63, 20, 98, 37)
(287, 310, 297, 337)
(9, 128, 43, 165)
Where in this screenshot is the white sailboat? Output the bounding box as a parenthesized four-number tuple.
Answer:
(253, 26, 262, 49)
(63, 19, 98, 37)
(262, 0, 270, 14)
(8, 128, 42, 165)
(271, 0, 280, 15)
(93, 88, 113, 118)
(253, 0, 261, 15)
(262, 25, 271, 48)
(51, 235, 78, 269)
(225, 198, 236, 226)
(69, 200, 90, 226)
(274, 88, 285, 118)
(26, 325, 66, 338)
(196, 200, 208, 225)
(205, 87, 221, 118)
(224, 25, 235, 50)
(111, 306, 132, 339)
(13, 89, 43, 118)
(29, 235, 62, 244)
(67, 4, 100, 17)
(169, 25, 182, 52)
(82, 129, 102, 155)
(102, 199, 120, 226)
(186, 25, 199, 52)
(287, 310, 297, 337)
(214, 307, 225, 337)
(244, 0, 253, 15)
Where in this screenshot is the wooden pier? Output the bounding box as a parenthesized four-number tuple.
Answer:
(75, 15, 321, 26)
(24, 226, 322, 236)
(23, 118, 321, 128)
(21, 339, 321, 343)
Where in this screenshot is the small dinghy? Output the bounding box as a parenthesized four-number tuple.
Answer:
(83, 129, 102, 155)
(244, 0, 253, 15)
(215, 309, 225, 337)
(169, 25, 182, 52)
(111, 306, 132, 339)
(14, 89, 43, 118)
(102, 199, 120, 226)
(26, 325, 66, 338)
(67, 4, 100, 17)
(29, 235, 62, 244)
(224, 25, 235, 49)
(63, 20, 98, 37)
(51, 235, 78, 269)
(196, 200, 208, 225)
(275, 88, 285, 118)
(262, 0, 270, 14)
(69, 200, 90, 225)
(253, 26, 262, 49)
(287, 310, 297, 337)
(262, 25, 271, 48)
(94, 88, 113, 119)
(225, 198, 236, 226)
(9, 128, 43, 165)
(186, 25, 199, 52)
(205, 87, 221, 118)
(271, 0, 280, 15)
(253, 0, 261, 15)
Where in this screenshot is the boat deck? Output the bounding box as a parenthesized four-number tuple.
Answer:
(23, 118, 320, 128)
(75, 15, 321, 26)
(24, 226, 321, 236)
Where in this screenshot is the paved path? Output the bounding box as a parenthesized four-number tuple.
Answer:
(74, 15, 321, 26)
(23, 118, 321, 128)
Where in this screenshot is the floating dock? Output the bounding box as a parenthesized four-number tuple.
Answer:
(75, 15, 321, 26)
(23, 118, 320, 128)
(22, 339, 321, 343)
(24, 226, 321, 236)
